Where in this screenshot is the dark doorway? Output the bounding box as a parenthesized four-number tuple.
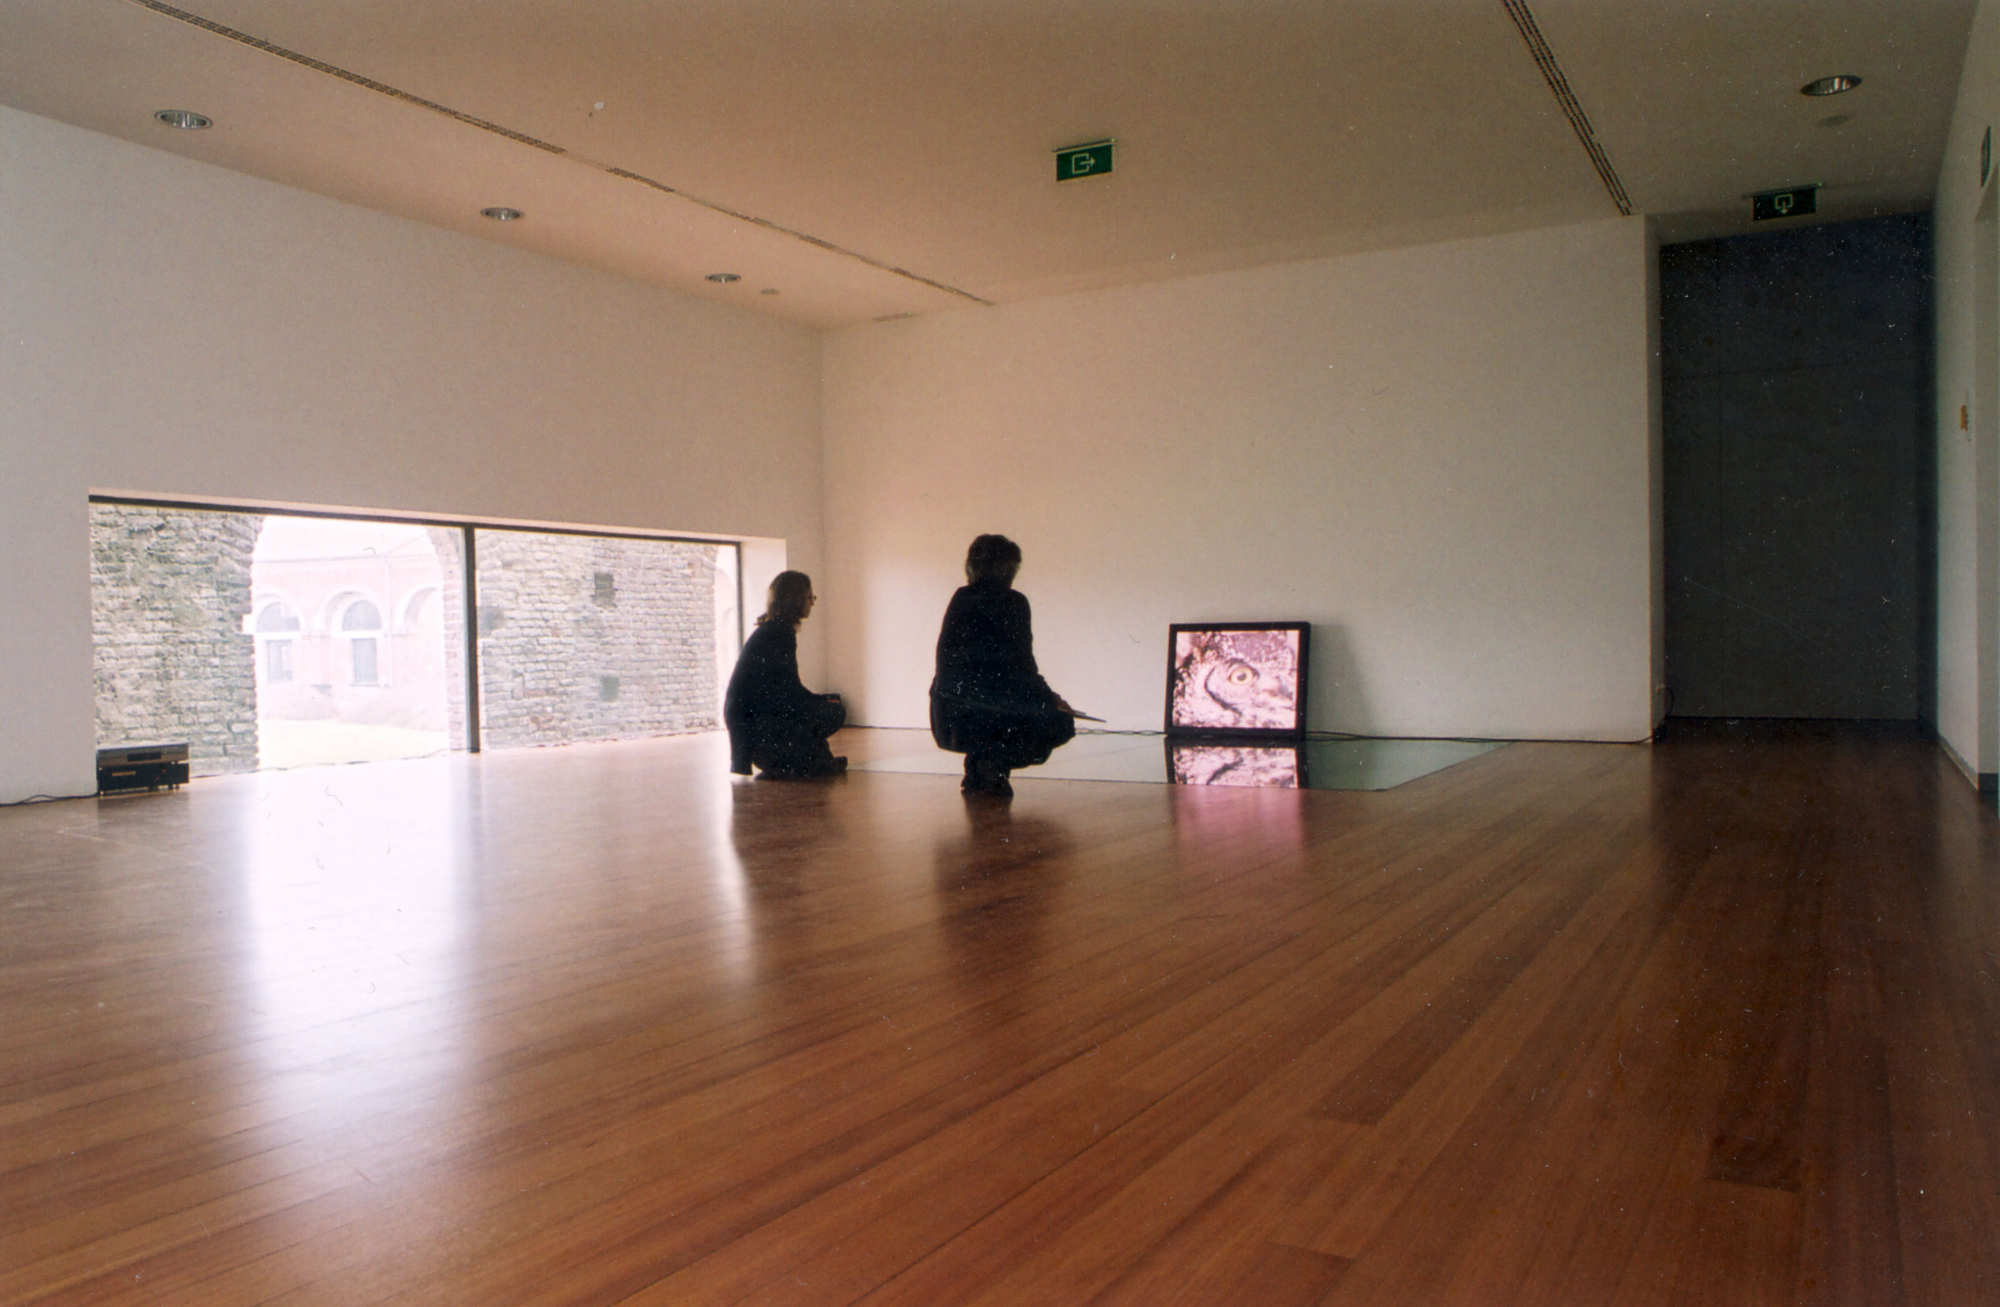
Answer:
(1661, 215, 1934, 721)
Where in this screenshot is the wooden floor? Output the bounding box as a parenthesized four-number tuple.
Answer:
(3, 722, 1997, 1305)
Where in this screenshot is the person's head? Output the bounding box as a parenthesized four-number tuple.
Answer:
(964, 534, 1022, 586)
(759, 570, 817, 627)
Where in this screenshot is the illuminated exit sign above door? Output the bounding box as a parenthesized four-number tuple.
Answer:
(1056, 140, 1115, 182)
(1752, 186, 1818, 221)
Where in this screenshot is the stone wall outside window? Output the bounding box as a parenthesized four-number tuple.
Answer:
(473, 531, 720, 749)
(90, 504, 260, 775)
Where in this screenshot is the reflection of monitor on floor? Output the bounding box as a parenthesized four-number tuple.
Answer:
(1167, 742, 1303, 789)
(1165, 622, 1309, 738)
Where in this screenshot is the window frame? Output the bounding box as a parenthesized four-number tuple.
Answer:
(90, 495, 744, 755)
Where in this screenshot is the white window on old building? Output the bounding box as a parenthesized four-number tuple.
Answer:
(256, 600, 302, 683)
(341, 598, 384, 686)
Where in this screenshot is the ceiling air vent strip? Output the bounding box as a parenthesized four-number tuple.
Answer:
(606, 169, 990, 306)
(1499, 0, 1633, 217)
(124, 0, 988, 306)
(127, 0, 567, 154)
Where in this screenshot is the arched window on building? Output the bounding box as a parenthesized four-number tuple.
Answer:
(341, 598, 384, 685)
(255, 600, 302, 682)
(399, 587, 439, 635)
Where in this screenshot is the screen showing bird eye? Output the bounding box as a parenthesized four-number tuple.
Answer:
(1165, 623, 1309, 737)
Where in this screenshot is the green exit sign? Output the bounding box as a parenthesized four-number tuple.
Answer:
(1752, 186, 1818, 221)
(1056, 140, 1115, 182)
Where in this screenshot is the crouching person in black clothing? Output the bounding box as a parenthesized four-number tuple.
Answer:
(930, 534, 1076, 797)
(725, 571, 846, 778)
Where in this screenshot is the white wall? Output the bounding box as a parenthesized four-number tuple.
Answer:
(822, 216, 1661, 742)
(0, 105, 1672, 799)
(0, 107, 823, 803)
(1934, 0, 2000, 783)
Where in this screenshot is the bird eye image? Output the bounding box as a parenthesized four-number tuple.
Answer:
(1168, 627, 1302, 733)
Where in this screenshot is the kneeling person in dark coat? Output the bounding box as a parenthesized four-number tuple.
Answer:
(724, 571, 846, 778)
(930, 534, 1077, 797)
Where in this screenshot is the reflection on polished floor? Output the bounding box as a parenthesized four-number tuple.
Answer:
(847, 727, 1502, 790)
(2, 722, 1994, 1304)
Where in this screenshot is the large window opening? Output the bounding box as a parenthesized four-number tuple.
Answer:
(251, 517, 452, 768)
(473, 528, 726, 749)
(90, 500, 740, 775)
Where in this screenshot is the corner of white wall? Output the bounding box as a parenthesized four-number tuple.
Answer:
(1645, 215, 1667, 730)
(1, 105, 826, 798)
(0, 483, 97, 804)
(1933, 0, 2000, 775)
(823, 215, 1660, 741)
(0, 111, 98, 801)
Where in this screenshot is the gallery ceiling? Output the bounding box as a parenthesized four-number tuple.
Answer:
(0, 0, 1977, 327)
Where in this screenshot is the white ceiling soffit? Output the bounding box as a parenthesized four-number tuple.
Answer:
(0, 1, 1976, 328)
(1533, 0, 1975, 245)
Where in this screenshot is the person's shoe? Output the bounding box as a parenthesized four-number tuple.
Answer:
(962, 758, 1012, 797)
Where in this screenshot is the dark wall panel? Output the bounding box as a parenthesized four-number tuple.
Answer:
(1661, 215, 1933, 721)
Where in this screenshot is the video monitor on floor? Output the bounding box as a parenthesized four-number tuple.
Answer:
(1164, 622, 1310, 738)
(1167, 743, 1304, 788)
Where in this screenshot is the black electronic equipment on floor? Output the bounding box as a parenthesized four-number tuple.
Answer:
(97, 742, 190, 794)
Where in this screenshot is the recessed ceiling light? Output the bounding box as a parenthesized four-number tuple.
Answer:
(480, 207, 524, 222)
(153, 109, 211, 130)
(705, 272, 742, 283)
(1801, 75, 1862, 97)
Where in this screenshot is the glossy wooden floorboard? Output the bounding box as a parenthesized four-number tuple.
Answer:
(2, 723, 1996, 1305)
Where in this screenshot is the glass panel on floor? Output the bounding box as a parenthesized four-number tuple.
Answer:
(846, 729, 1503, 791)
